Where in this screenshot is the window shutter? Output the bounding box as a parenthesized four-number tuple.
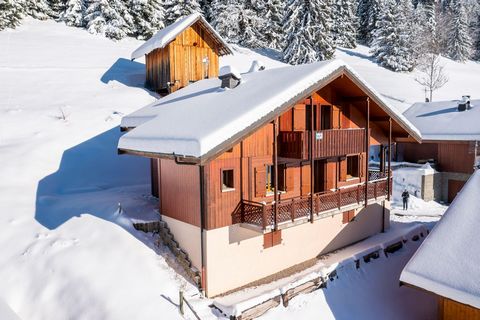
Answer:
(286, 166, 295, 192)
(277, 164, 286, 191)
(339, 157, 347, 181)
(293, 104, 306, 131)
(255, 166, 267, 197)
(301, 165, 311, 195)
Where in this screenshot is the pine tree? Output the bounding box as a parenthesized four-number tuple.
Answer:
(164, 0, 202, 25)
(0, 0, 23, 30)
(84, 0, 134, 40)
(24, 0, 51, 20)
(64, 0, 86, 27)
(445, 0, 472, 61)
(473, 12, 480, 60)
(129, 0, 165, 39)
(414, 1, 440, 54)
(261, 0, 285, 49)
(49, 0, 67, 19)
(332, 0, 357, 48)
(210, 0, 243, 44)
(283, 0, 335, 65)
(371, 0, 416, 71)
(357, 0, 381, 44)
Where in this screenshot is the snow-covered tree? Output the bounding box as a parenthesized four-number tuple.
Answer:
(49, 0, 67, 19)
(371, 0, 416, 71)
(84, 0, 134, 40)
(414, 2, 439, 53)
(260, 0, 285, 49)
(63, 0, 86, 27)
(473, 13, 480, 60)
(357, 0, 381, 44)
(129, 0, 165, 39)
(332, 0, 357, 48)
(164, 0, 202, 25)
(0, 0, 24, 30)
(445, 0, 472, 61)
(210, 0, 242, 43)
(24, 0, 51, 20)
(283, 0, 335, 64)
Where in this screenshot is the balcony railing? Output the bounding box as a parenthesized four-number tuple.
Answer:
(278, 128, 366, 159)
(233, 175, 392, 230)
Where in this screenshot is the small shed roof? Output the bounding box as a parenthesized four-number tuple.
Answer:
(118, 59, 421, 163)
(403, 99, 480, 141)
(131, 13, 233, 60)
(400, 170, 480, 308)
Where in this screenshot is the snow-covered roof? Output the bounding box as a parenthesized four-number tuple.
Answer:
(131, 13, 233, 60)
(400, 170, 480, 308)
(118, 59, 421, 163)
(403, 99, 480, 141)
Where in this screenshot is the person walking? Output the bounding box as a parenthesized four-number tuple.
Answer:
(402, 189, 410, 210)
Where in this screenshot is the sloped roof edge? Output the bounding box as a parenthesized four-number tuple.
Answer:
(131, 13, 233, 60)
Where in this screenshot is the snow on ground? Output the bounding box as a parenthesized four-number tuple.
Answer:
(0, 18, 463, 320)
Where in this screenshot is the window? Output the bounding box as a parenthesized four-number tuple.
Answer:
(266, 165, 286, 194)
(266, 165, 274, 193)
(221, 169, 234, 191)
(347, 155, 359, 179)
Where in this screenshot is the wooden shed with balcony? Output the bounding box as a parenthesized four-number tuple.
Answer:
(118, 59, 421, 297)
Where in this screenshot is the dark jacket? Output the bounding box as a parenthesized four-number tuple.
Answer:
(402, 191, 410, 200)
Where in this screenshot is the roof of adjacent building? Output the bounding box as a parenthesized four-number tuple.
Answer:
(403, 99, 480, 141)
(118, 59, 421, 163)
(400, 170, 480, 308)
(131, 13, 233, 60)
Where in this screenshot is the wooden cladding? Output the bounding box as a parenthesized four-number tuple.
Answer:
(145, 23, 220, 93)
(278, 128, 366, 159)
(440, 297, 480, 320)
(342, 210, 355, 224)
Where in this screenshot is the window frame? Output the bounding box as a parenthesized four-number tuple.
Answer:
(221, 168, 235, 192)
(346, 155, 360, 180)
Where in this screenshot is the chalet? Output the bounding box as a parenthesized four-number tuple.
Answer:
(400, 170, 480, 320)
(119, 14, 421, 297)
(397, 97, 480, 203)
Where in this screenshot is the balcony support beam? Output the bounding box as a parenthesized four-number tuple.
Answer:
(365, 97, 370, 208)
(273, 118, 279, 230)
(388, 117, 392, 201)
(309, 97, 315, 223)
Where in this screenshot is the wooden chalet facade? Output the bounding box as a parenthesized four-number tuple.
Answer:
(398, 99, 480, 203)
(120, 14, 421, 297)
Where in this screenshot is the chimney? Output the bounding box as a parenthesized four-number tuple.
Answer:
(458, 95, 471, 112)
(219, 66, 241, 89)
(248, 60, 266, 73)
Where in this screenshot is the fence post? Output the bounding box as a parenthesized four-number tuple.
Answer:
(356, 186, 360, 203)
(241, 202, 245, 223)
(262, 205, 267, 229)
(374, 182, 378, 199)
(291, 198, 296, 222)
(179, 290, 184, 316)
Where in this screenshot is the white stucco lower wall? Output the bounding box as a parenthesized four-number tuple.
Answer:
(204, 202, 389, 297)
(162, 215, 202, 270)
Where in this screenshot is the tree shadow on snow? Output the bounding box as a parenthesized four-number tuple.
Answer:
(34, 127, 152, 230)
(100, 58, 158, 98)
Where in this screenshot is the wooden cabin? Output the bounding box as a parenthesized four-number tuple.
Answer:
(398, 98, 480, 202)
(400, 171, 480, 320)
(118, 57, 421, 297)
(131, 13, 232, 95)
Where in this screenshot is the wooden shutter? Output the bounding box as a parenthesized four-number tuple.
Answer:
(293, 104, 306, 131)
(332, 105, 341, 129)
(255, 166, 266, 197)
(339, 157, 347, 182)
(286, 166, 295, 192)
(301, 164, 311, 195)
(277, 164, 286, 191)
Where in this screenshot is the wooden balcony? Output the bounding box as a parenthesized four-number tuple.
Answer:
(278, 128, 366, 159)
(233, 175, 392, 230)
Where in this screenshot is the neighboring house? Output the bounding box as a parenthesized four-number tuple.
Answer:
(118, 14, 421, 297)
(398, 98, 480, 203)
(400, 170, 480, 320)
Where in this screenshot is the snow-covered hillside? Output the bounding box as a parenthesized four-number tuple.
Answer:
(0, 18, 475, 319)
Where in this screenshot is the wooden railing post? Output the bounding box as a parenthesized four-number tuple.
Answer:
(356, 185, 360, 203)
(262, 205, 267, 229)
(338, 190, 342, 209)
(291, 198, 296, 222)
(374, 181, 378, 199)
(241, 202, 245, 223)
